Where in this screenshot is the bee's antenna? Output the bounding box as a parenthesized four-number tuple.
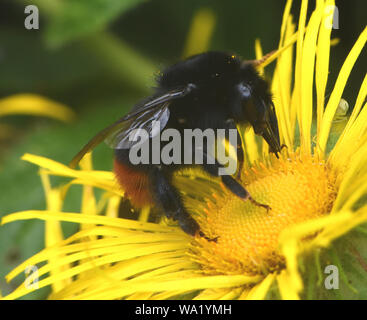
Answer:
(242, 50, 276, 68)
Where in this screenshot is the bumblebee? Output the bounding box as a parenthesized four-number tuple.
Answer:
(71, 51, 281, 237)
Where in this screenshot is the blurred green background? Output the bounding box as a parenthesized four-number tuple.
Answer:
(0, 0, 366, 299)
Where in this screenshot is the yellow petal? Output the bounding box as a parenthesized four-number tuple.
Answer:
(40, 172, 72, 292)
(242, 127, 259, 164)
(246, 273, 276, 300)
(317, 26, 367, 155)
(316, 0, 334, 137)
(255, 39, 264, 76)
(22, 153, 122, 196)
(277, 270, 300, 300)
(330, 74, 367, 165)
(182, 8, 216, 58)
(272, 15, 295, 148)
(75, 274, 262, 300)
(1, 210, 178, 233)
(299, 0, 323, 152)
(292, 0, 308, 148)
(0, 94, 75, 122)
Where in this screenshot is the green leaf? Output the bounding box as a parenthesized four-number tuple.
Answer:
(44, 0, 147, 47)
(304, 226, 367, 300)
(334, 227, 367, 299)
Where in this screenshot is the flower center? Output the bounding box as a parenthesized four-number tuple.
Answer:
(190, 153, 338, 276)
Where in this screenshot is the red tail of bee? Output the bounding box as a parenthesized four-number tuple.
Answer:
(113, 159, 154, 208)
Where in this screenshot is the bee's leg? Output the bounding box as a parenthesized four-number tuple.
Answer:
(200, 151, 270, 212)
(149, 166, 200, 236)
(236, 133, 244, 180)
(222, 175, 271, 211)
(225, 119, 244, 180)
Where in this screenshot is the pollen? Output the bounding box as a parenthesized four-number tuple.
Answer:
(189, 152, 338, 276)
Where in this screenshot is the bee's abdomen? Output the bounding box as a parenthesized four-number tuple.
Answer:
(113, 158, 154, 208)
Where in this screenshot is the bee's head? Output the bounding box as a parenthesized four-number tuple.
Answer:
(238, 63, 281, 155)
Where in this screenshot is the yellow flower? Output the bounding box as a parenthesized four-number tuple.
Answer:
(1, 0, 367, 300)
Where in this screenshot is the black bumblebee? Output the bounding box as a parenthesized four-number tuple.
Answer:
(70, 51, 281, 238)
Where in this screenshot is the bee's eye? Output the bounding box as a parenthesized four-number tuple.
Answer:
(238, 83, 252, 99)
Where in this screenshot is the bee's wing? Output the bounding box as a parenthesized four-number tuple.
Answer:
(104, 102, 170, 149)
(70, 87, 190, 168)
